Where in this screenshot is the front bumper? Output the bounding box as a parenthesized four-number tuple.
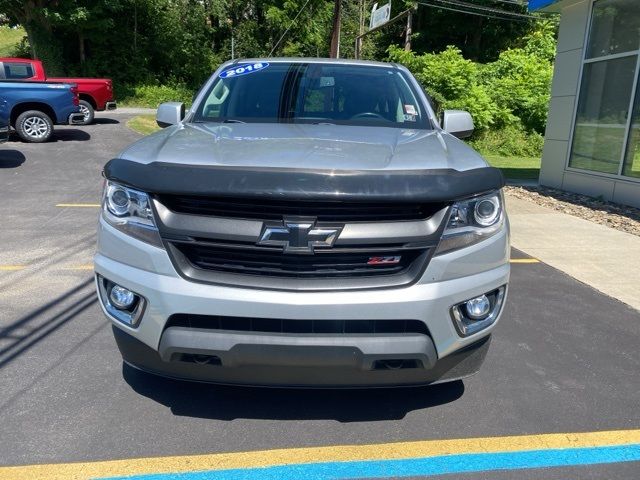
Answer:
(68, 112, 85, 125)
(114, 325, 492, 387)
(95, 218, 509, 387)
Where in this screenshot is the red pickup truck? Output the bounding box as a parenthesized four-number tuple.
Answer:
(0, 57, 116, 125)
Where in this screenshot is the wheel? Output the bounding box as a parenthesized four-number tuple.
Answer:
(15, 110, 53, 143)
(78, 100, 95, 125)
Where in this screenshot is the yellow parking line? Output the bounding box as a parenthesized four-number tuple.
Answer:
(0, 265, 26, 271)
(1, 429, 639, 480)
(55, 203, 101, 208)
(0, 264, 93, 271)
(63, 265, 94, 270)
(510, 258, 540, 264)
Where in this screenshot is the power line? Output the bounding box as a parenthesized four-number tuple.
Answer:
(472, 0, 528, 6)
(269, 0, 314, 57)
(427, 0, 540, 20)
(417, 1, 531, 22)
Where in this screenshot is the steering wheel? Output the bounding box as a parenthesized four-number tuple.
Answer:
(350, 112, 386, 120)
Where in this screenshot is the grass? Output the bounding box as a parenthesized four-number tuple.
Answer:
(117, 84, 193, 108)
(127, 115, 161, 135)
(0, 26, 26, 56)
(484, 155, 541, 180)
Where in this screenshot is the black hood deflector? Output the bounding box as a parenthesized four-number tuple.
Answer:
(104, 158, 505, 203)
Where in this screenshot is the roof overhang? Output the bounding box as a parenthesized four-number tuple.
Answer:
(528, 0, 583, 13)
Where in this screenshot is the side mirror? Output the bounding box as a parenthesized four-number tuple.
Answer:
(442, 110, 474, 139)
(156, 102, 185, 128)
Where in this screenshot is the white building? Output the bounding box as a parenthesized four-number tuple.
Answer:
(530, 0, 640, 207)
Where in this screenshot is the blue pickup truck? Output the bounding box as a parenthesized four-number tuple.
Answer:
(0, 80, 83, 143)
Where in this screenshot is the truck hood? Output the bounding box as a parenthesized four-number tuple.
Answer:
(120, 122, 488, 172)
(108, 122, 503, 202)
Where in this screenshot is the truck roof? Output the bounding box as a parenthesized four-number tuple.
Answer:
(0, 57, 42, 63)
(228, 57, 399, 69)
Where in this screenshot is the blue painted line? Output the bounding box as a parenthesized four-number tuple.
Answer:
(99, 444, 640, 480)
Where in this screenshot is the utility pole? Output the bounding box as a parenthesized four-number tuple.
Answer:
(405, 8, 412, 51)
(356, 0, 364, 60)
(227, 18, 235, 60)
(355, 6, 416, 59)
(329, 0, 341, 58)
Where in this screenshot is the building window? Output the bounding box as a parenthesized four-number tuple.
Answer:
(568, 0, 640, 178)
(586, 0, 640, 58)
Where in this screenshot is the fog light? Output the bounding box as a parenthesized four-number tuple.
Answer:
(96, 275, 146, 327)
(451, 286, 506, 337)
(109, 285, 135, 310)
(465, 295, 491, 320)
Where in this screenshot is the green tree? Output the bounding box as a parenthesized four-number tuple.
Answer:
(389, 21, 557, 154)
(389, 45, 498, 129)
(0, 0, 66, 73)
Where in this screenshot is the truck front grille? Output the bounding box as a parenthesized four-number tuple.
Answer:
(156, 194, 444, 222)
(172, 243, 425, 278)
(154, 195, 447, 291)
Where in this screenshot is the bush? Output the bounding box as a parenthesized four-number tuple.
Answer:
(117, 83, 194, 108)
(482, 47, 553, 133)
(388, 22, 556, 156)
(389, 46, 497, 130)
(470, 125, 544, 158)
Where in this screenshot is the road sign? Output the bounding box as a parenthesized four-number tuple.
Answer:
(370, 2, 391, 30)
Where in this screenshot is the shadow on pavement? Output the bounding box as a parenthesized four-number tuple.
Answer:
(92, 118, 120, 125)
(0, 278, 96, 370)
(0, 150, 26, 168)
(52, 129, 91, 142)
(123, 363, 464, 422)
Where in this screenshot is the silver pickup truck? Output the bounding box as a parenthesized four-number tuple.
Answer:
(95, 58, 510, 388)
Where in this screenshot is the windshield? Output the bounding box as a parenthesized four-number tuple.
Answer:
(193, 62, 431, 129)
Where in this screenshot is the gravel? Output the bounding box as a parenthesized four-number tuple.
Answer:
(505, 185, 640, 237)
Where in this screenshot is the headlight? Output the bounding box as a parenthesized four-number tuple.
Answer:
(102, 181, 163, 248)
(435, 191, 504, 255)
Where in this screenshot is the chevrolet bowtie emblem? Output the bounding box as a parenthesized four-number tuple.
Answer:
(258, 218, 342, 254)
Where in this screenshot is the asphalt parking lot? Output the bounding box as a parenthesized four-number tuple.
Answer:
(0, 113, 639, 479)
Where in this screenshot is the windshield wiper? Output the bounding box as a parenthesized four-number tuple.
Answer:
(222, 119, 246, 124)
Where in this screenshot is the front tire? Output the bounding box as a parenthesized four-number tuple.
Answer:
(15, 110, 53, 143)
(78, 100, 95, 125)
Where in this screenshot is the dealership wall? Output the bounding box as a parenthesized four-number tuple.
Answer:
(539, 0, 640, 208)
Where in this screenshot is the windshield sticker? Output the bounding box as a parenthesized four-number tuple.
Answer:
(404, 104, 417, 115)
(219, 62, 269, 79)
(403, 114, 417, 122)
